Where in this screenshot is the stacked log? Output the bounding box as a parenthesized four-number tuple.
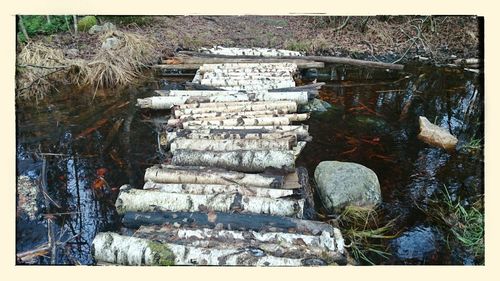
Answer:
(94, 60, 346, 266)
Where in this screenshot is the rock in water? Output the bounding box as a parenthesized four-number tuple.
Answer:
(418, 116, 458, 151)
(301, 98, 332, 112)
(314, 161, 381, 214)
(389, 225, 443, 264)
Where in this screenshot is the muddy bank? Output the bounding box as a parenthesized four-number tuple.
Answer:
(28, 16, 481, 66)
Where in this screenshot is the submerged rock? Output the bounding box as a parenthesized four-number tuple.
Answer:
(418, 116, 458, 151)
(301, 98, 332, 112)
(390, 225, 444, 264)
(16, 176, 39, 220)
(314, 161, 381, 214)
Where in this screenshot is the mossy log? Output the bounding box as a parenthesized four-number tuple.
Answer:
(115, 186, 304, 218)
(171, 149, 295, 173)
(93, 231, 342, 266)
(144, 165, 284, 188)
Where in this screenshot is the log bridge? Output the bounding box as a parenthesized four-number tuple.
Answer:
(93, 50, 348, 266)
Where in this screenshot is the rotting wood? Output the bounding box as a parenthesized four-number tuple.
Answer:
(182, 126, 311, 141)
(169, 137, 295, 152)
(293, 141, 308, 159)
(115, 186, 304, 218)
(168, 113, 309, 127)
(144, 165, 285, 188)
(143, 182, 295, 198)
(179, 51, 405, 70)
(171, 149, 296, 173)
(93, 232, 338, 266)
(121, 211, 335, 235)
(157, 57, 324, 69)
(175, 101, 298, 116)
(175, 109, 294, 121)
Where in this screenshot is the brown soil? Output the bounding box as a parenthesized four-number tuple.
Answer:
(30, 15, 481, 65)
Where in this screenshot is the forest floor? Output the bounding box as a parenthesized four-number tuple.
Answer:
(38, 15, 481, 65)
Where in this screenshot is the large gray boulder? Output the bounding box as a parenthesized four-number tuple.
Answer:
(102, 37, 121, 50)
(314, 161, 381, 213)
(89, 22, 116, 34)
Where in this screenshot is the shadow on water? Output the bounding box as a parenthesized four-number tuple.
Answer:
(16, 65, 483, 265)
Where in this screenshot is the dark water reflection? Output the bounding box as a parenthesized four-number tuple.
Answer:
(16, 65, 483, 265)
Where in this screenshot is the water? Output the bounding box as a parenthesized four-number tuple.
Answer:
(15, 65, 483, 265)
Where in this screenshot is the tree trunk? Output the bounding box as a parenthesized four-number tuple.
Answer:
(169, 137, 295, 152)
(156, 58, 324, 69)
(64, 16, 72, 34)
(143, 182, 295, 198)
(18, 16, 29, 41)
(144, 165, 284, 188)
(115, 187, 304, 218)
(171, 149, 295, 173)
(93, 232, 343, 266)
(175, 109, 295, 121)
(121, 211, 335, 235)
(72, 15, 78, 36)
(159, 90, 310, 104)
(46, 15, 51, 24)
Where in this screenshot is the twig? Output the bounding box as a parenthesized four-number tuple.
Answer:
(17, 64, 69, 70)
(17, 67, 67, 93)
(332, 16, 351, 32)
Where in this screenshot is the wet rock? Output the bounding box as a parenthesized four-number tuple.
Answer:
(102, 37, 121, 50)
(390, 225, 444, 264)
(314, 161, 381, 214)
(418, 116, 458, 151)
(301, 98, 332, 112)
(16, 176, 39, 220)
(349, 115, 391, 134)
(89, 22, 116, 35)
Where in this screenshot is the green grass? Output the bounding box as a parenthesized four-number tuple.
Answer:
(427, 186, 484, 263)
(18, 15, 72, 42)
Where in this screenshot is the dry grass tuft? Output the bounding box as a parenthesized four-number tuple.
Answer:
(16, 42, 69, 101)
(16, 30, 158, 101)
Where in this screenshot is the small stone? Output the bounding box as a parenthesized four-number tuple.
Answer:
(418, 116, 458, 151)
(102, 37, 121, 50)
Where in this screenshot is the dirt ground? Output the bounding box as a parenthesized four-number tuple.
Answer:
(42, 15, 481, 65)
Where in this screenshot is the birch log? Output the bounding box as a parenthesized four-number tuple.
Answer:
(165, 130, 300, 144)
(122, 211, 335, 235)
(159, 90, 309, 104)
(199, 46, 304, 57)
(169, 137, 294, 152)
(137, 94, 251, 109)
(179, 100, 296, 109)
(176, 109, 293, 121)
(133, 225, 344, 261)
(93, 232, 336, 266)
(144, 165, 284, 188)
(143, 182, 295, 198)
(115, 187, 304, 218)
(174, 125, 310, 141)
(182, 116, 290, 129)
(171, 149, 295, 172)
(198, 62, 298, 71)
(170, 114, 308, 127)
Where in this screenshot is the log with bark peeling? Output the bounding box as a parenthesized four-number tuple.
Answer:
(175, 101, 298, 116)
(169, 137, 295, 152)
(131, 224, 345, 263)
(144, 165, 285, 188)
(171, 149, 296, 173)
(175, 109, 294, 121)
(92, 231, 344, 266)
(115, 186, 304, 218)
(156, 56, 324, 69)
(170, 126, 311, 141)
(182, 116, 291, 129)
(143, 182, 295, 198)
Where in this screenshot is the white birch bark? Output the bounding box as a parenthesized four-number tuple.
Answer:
(178, 100, 297, 109)
(176, 109, 292, 120)
(142, 182, 294, 198)
(171, 150, 295, 172)
(199, 46, 304, 57)
(165, 131, 298, 143)
(144, 165, 284, 188)
(183, 116, 290, 128)
(175, 102, 297, 117)
(169, 137, 294, 152)
(115, 188, 304, 218)
(170, 125, 310, 141)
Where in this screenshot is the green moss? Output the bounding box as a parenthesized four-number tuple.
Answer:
(148, 241, 175, 266)
(78, 16, 97, 32)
